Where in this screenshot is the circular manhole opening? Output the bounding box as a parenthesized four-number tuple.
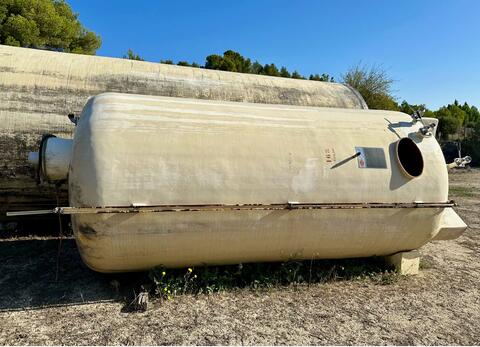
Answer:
(396, 137, 424, 178)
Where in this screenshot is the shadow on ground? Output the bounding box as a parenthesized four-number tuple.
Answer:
(0, 238, 146, 312)
(0, 237, 397, 313)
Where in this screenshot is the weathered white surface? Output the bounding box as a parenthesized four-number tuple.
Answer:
(386, 250, 421, 275)
(432, 207, 468, 240)
(74, 208, 443, 272)
(68, 93, 466, 272)
(70, 93, 447, 207)
(0, 44, 367, 217)
(43, 137, 72, 182)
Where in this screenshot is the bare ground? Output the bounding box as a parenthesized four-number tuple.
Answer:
(0, 170, 479, 345)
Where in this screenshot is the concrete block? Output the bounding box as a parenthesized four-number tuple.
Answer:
(385, 250, 420, 275)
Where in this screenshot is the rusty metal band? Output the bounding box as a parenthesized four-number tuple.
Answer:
(6, 201, 455, 217)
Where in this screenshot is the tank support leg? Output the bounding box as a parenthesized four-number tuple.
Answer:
(385, 250, 420, 275)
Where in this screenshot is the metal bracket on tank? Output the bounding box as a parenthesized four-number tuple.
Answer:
(6, 201, 456, 216)
(410, 110, 436, 137)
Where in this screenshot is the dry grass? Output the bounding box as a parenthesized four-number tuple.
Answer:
(0, 169, 479, 345)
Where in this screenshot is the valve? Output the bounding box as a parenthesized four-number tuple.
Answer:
(411, 110, 424, 123)
(447, 156, 472, 169)
(419, 122, 437, 137)
(410, 110, 435, 137)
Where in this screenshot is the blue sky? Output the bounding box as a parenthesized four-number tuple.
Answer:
(68, 0, 480, 110)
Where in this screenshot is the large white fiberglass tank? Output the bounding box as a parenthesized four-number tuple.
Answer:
(67, 93, 466, 272)
(0, 44, 367, 219)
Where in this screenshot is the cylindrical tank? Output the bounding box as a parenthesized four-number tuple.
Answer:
(68, 93, 466, 272)
(0, 44, 367, 219)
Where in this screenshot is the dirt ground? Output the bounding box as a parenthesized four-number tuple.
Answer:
(0, 169, 479, 345)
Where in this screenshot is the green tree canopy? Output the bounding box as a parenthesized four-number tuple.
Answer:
(399, 101, 426, 114)
(445, 103, 467, 126)
(261, 63, 280, 76)
(123, 48, 144, 61)
(279, 66, 291, 78)
(205, 50, 252, 73)
(250, 61, 263, 74)
(462, 121, 480, 165)
(204, 50, 315, 80)
(459, 102, 480, 126)
(0, 0, 101, 54)
(309, 73, 334, 82)
(341, 63, 398, 110)
(434, 106, 463, 139)
(174, 60, 200, 68)
(291, 70, 305, 79)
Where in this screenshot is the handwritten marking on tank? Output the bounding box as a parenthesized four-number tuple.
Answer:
(324, 148, 336, 164)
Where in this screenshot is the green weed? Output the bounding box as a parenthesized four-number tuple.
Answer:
(450, 186, 475, 197)
(147, 257, 398, 300)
